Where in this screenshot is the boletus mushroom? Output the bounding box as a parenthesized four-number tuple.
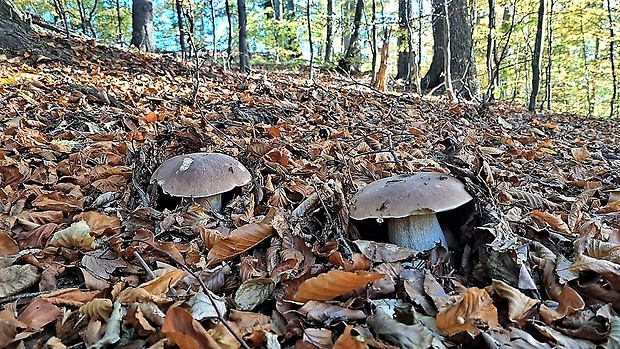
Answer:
(151, 152, 251, 211)
(349, 172, 472, 251)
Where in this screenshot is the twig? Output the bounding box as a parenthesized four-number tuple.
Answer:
(132, 175, 149, 207)
(112, 239, 251, 349)
(386, 133, 402, 166)
(133, 251, 156, 279)
(0, 290, 55, 304)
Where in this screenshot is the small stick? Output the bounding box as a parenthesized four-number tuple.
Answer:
(133, 251, 156, 280)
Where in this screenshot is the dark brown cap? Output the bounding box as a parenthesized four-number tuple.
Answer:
(151, 153, 251, 198)
(349, 172, 472, 220)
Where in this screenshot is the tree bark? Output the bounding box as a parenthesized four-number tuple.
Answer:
(238, 0, 250, 71)
(324, 0, 333, 62)
(131, 0, 156, 52)
(225, 0, 233, 68)
(421, 0, 478, 100)
(397, 0, 412, 80)
(338, 0, 363, 73)
(528, 0, 544, 111)
(0, 0, 31, 51)
(175, 0, 187, 59)
(606, 0, 617, 118)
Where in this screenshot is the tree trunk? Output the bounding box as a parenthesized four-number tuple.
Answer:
(544, 0, 554, 109)
(421, 0, 478, 100)
(131, 0, 156, 52)
(338, 0, 363, 73)
(607, 0, 617, 118)
(397, 0, 412, 80)
(0, 0, 31, 51)
(442, 0, 455, 101)
(225, 0, 233, 68)
(485, 0, 496, 102)
(528, 0, 544, 111)
(370, 0, 377, 82)
(238, 0, 250, 71)
(175, 0, 187, 59)
(306, 0, 314, 81)
(324, 0, 333, 62)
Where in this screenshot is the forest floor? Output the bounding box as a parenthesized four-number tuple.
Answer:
(1, 31, 620, 349)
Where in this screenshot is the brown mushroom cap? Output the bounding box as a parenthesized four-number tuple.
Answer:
(349, 172, 472, 220)
(151, 153, 251, 198)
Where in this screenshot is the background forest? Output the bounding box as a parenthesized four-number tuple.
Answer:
(14, 0, 620, 119)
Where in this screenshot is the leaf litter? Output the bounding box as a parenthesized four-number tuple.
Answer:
(0, 32, 619, 348)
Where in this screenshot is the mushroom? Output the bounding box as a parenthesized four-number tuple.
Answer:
(150, 152, 251, 211)
(349, 172, 472, 251)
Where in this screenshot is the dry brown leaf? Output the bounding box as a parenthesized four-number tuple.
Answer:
(47, 220, 95, 249)
(162, 307, 221, 349)
(79, 298, 113, 321)
(18, 297, 60, 332)
(0, 264, 39, 298)
(570, 254, 620, 275)
(436, 287, 499, 337)
(571, 147, 591, 162)
(333, 325, 367, 349)
(598, 201, 620, 214)
(31, 192, 84, 212)
(74, 211, 121, 236)
(301, 328, 333, 349)
(568, 189, 594, 233)
(207, 223, 274, 266)
(531, 210, 571, 235)
(0, 231, 19, 255)
(487, 280, 538, 321)
(539, 285, 585, 323)
(293, 270, 384, 302)
(139, 269, 186, 295)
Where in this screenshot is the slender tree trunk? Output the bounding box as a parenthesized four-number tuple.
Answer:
(116, 0, 123, 44)
(370, 0, 377, 82)
(76, 0, 87, 35)
(485, 0, 496, 101)
(131, 0, 156, 52)
(53, 0, 70, 38)
(209, 0, 216, 64)
(306, 0, 314, 81)
(607, 0, 617, 118)
(324, 0, 334, 62)
(338, 0, 363, 73)
(238, 0, 250, 71)
(397, 0, 411, 80)
(579, 10, 593, 116)
(225, 0, 233, 68)
(544, 0, 554, 109)
(373, 29, 390, 91)
(528, 0, 544, 111)
(175, 0, 186, 59)
(442, 0, 455, 101)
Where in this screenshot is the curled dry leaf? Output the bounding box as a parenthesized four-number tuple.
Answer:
(367, 308, 444, 349)
(189, 290, 227, 321)
(487, 280, 538, 321)
(162, 306, 221, 349)
(436, 287, 499, 337)
(353, 240, 415, 263)
(297, 301, 366, 325)
(234, 278, 276, 311)
(531, 210, 572, 235)
(139, 269, 186, 295)
(539, 285, 585, 323)
(293, 270, 385, 302)
(302, 328, 333, 349)
(18, 297, 60, 332)
(333, 325, 367, 349)
(47, 220, 95, 250)
(207, 223, 275, 266)
(79, 298, 113, 321)
(328, 251, 372, 271)
(0, 264, 39, 298)
(568, 189, 595, 233)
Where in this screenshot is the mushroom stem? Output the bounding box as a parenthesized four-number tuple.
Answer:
(195, 194, 223, 212)
(387, 214, 447, 251)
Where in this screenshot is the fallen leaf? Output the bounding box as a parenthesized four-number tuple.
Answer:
(436, 287, 499, 336)
(162, 307, 221, 349)
(293, 270, 384, 302)
(207, 223, 274, 266)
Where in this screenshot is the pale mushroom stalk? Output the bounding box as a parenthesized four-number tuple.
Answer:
(195, 194, 222, 212)
(387, 214, 447, 251)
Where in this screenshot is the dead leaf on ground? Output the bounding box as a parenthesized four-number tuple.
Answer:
(207, 223, 274, 266)
(436, 287, 499, 337)
(293, 270, 385, 302)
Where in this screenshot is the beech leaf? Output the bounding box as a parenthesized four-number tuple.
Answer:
(436, 287, 499, 337)
(293, 270, 384, 302)
(207, 223, 274, 266)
